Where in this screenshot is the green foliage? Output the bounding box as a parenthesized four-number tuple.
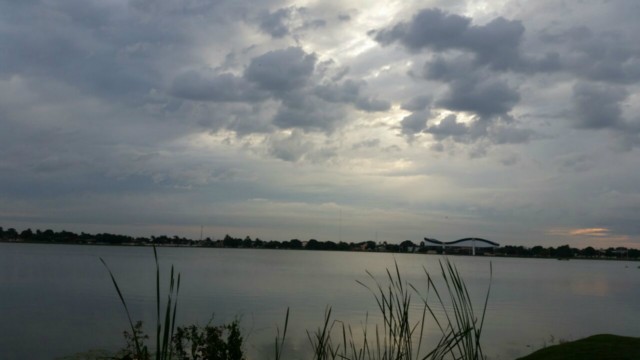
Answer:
(172, 320, 245, 360)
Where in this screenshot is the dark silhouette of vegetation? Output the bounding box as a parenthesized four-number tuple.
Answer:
(104, 247, 492, 360)
(516, 334, 640, 360)
(2, 225, 639, 260)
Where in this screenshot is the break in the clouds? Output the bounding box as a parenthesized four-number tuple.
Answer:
(1, 0, 640, 248)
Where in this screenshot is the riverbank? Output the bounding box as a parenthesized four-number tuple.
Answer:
(517, 334, 640, 360)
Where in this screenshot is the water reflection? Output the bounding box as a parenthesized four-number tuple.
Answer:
(1, 243, 639, 360)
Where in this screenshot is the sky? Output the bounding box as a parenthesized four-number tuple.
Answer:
(1, 0, 639, 248)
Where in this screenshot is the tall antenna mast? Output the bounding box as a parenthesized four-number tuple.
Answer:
(200, 225, 203, 241)
(339, 208, 342, 243)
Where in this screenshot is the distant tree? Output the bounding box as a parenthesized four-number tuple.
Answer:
(306, 239, 321, 250)
(223, 234, 242, 248)
(264, 240, 280, 249)
(337, 241, 350, 251)
(400, 240, 416, 252)
(531, 245, 546, 257)
(581, 246, 598, 258)
(556, 245, 573, 258)
(324, 241, 337, 251)
(289, 239, 302, 249)
(254, 238, 264, 248)
(605, 247, 615, 258)
(365, 241, 376, 251)
(242, 236, 253, 248)
(20, 228, 33, 240)
(5, 228, 18, 240)
(386, 243, 400, 252)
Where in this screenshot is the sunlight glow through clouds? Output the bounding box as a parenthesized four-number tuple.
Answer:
(569, 227, 611, 237)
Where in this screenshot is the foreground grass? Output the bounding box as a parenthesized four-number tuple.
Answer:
(102, 248, 492, 360)
(517, 334, 640, 360)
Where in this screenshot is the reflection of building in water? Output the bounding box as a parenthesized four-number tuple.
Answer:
(424, 237, 500, 255)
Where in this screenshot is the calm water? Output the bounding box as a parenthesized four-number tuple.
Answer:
(1, 243, 639, 359)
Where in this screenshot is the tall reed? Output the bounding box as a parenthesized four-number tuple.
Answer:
(298, 258, 491, 360)
(101, 246, 181, 360)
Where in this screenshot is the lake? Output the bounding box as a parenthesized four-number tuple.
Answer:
(1, 242, 639, 359)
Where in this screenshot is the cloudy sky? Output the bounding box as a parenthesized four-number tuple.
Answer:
(1, 0, 639, 247)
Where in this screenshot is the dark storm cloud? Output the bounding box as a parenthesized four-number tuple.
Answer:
(425, 114, 469, 142)
(399, 96, 432, 137)
(373, 8, 526, 70)
(374, 8, 470, 51)
(437, 76, 520, 119)
(170, 69, 267, 102)
(572, 82, 627, 129)
(400, 111, 430, 137)
(245, 47, 317, 93)
(420, 46, 520, 127)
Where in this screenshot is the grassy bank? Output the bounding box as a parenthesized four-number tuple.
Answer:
(517, 334, 640, 360)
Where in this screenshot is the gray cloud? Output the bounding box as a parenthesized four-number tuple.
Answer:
(267, 130, 336, 163)
(314, 79, 390, 112)
(245, 47, 317, 94)
(401, 95, 430, 112)
(400, 96, 432, 137)
(355, 97, 391, 112)
(352, 139, 380, 150)
(421, 47, 521, 133)
(374, 8, 526, 70)
(401, 110, 430, 137)
(258, 8, 293, 38)
(374, 8, 471, 52)
(273, 93, 345, 132)
(572, 82, 627, 129)
(425, 114, 470, 142)
(542, 26, 640, 84)
(256, 6, 327, 39)
(487, 126, 535, 145)
(171, 69, 267, 102)
(437, 76, 520, 119)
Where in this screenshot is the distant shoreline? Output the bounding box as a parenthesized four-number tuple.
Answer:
(2, 237, 639, 262)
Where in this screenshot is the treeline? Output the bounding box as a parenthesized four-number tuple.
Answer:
(1, 226, 638, 260)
